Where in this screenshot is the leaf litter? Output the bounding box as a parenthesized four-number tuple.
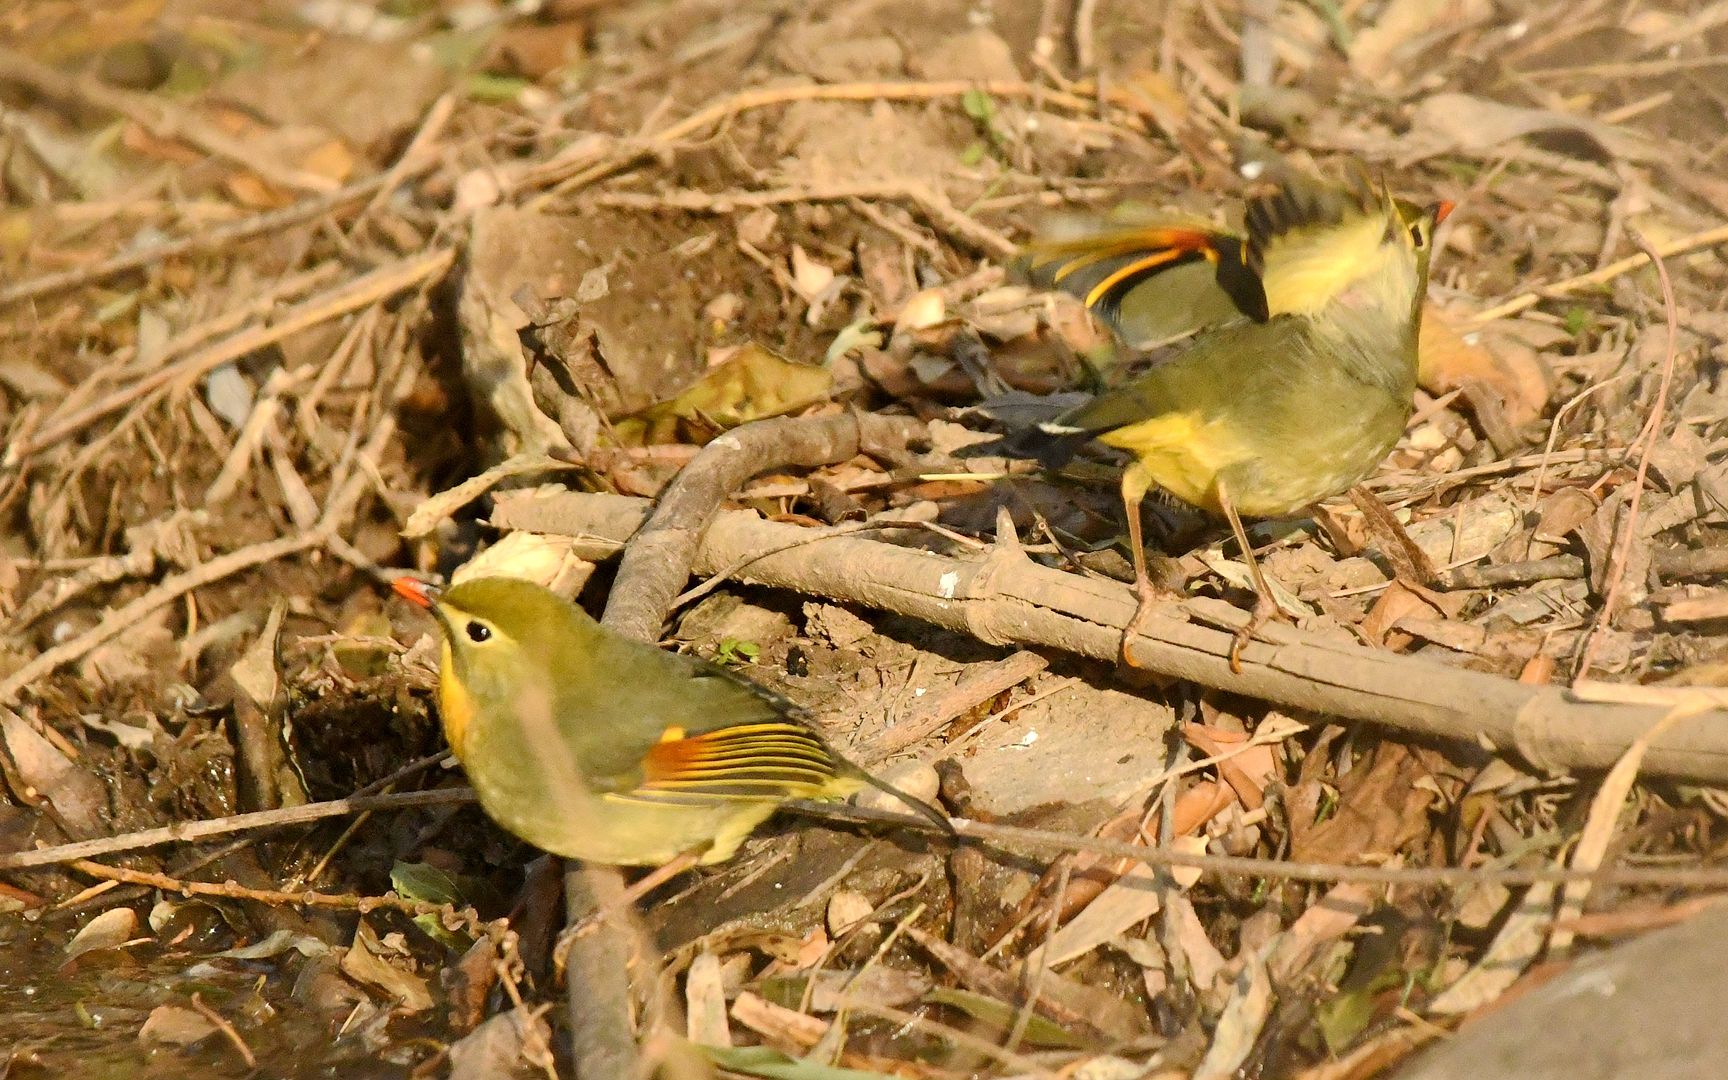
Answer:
(0, 0, 1726, 1077)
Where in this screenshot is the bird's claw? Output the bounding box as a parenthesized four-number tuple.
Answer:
(1122, 579, 1180, 669)
(1227, 592, 1284, 675)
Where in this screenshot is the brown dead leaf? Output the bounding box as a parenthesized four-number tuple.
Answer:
(138, 1004, 218, 1047)
(0, 708, 107, 837)
(1113, 69, 1189, 136)
(803, 966, 930, 1013)
(1575, 485, 1651, 611)
(1427, 882, 1556, 1016)
(1170, 893, 1228, 996)
(1407, 92, 1663, 163)
(81, 607, 176, 687)
(119, 121, 205, 168)
(340, 920, 433, 1013)
(491, 19, 590, 81)
(1289, 742, 1439, 865)
(1044, 862, 1163, 966)
(1268, 883, 1376, 983)
(446, 1006, 553, 1080)
(1350, 0, 1491, 83)
(1196, 946, 1273, 1080)
(451, 531, 594, 598)
(66, 906, 139, 961)
(1183, 723, 1277, 810)
(23, 0, 166, 64)
(1419, 308, 1551, 429)
(686, 952, 731, 1047)
(225, 171, 294, 210)
(299, 139, 356, 184)
(1361, 581, 1437, 650)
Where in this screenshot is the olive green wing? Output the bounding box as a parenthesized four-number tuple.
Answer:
(1046, 316, 1317, 437)
(566, 633, 843, 798)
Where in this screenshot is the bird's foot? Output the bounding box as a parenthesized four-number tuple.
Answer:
(1228, 590, 1285, 675)
(551, 852, 699, 978)
(1121, 578, 1183, 669)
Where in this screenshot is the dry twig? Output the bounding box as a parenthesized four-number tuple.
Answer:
(1573, 232, 1680, 678)
(1472, 221, 1728, 322)
(0, 789, 473, 871)
(0, 46, 339, 194)
(497, 490, 1728, 782)
(5, 249, 453, 467)
(0, 176, 408, 308)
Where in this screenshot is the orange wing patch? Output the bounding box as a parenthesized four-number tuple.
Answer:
(1025, 224, 1268, 328)
(635, 722, 838, 801)
(1031, 226, 1221, 290)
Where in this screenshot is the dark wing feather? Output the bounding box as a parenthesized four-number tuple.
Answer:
(1242, 176, 1377, 280)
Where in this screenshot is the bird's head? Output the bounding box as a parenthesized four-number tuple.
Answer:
(1247, 173, 1451, 325)
(393, 576, 593, 750)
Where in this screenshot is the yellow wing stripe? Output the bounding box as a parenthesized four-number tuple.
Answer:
(1082, 246, 1195, 309)
(637, 720, 840, 799)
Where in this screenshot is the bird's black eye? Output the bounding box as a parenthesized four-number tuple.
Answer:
(1408, 223, 1426, 248)
(465, 621, 492, 643)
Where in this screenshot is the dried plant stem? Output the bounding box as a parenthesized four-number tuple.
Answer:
(796, 802, 1728, 888)
(594, 183, 1016, 256)
(12, 779, 1728, 890)
(1573, 232, 1679, 678)
(496, 490, 1728, 783)
(5, 249, 453, 467)
(532, 78, 1149, 201)
(0, 345, 418, 704)
(0, 46, 338, 194)
(0, 532, 319, 704)
(600, 412, 924, 642)
(190, 993, 257, 1069)
(0, 179, 389, 309)
(0, 789, 474, 870)
(1472, 220, 1728, 322)
(35, 263, 342, 438)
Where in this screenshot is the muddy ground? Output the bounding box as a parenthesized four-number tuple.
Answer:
(1, 0, 1727, 1077)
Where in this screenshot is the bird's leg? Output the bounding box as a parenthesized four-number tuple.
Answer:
(1218, 480, 1283, 674)
(1120, 463, 1177, 668)
(552, 852, 699, 974)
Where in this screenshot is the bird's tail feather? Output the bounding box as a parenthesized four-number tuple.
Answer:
(994, 421, 1094, 470)
(843, 763, 955, 838)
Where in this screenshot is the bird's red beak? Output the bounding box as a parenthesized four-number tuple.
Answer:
(1434, 200, 1455, 225)
(392, 576, 438, 610)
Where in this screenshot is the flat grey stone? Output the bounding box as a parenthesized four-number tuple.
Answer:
(1398, 901, 1728, 1080)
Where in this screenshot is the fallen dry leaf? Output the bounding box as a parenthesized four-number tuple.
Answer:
(340, 920, 433, 1013)
(1269, 883, 1376, 983)
(446, 1006, 553, 1080)
(1044, 862, 1163, 967)
(1419, 308, 1552, 429)
(1407, 92, 1661, 163)
(1289, 741, 1439, 865)
(138, 1004, 218, 1047)
(613, 343, 832, 446)
(1196, 945, 1273, 1080)
(66, 907, 139, 961)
